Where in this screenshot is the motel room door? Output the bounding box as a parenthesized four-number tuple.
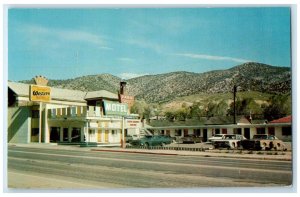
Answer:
(97, 129, 102, 142)
(244, 128, 251, 139)
(105, 130, 109, 142)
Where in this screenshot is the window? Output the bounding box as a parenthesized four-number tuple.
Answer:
(215, 129, 220, 134)
(268, 127, 275, 135)
(31, 128, 39, 142)
(175, 129, 182, 136)
(72, 128, 81, 142)
(282, 127, 291, 136)
(194, 129, 201, 136)
(257, 128, 266, 134)
(63, 128, 68, 142)
(50, 127, 60, 142)
(233, 128, 241, 134)
(222, 128, 228, 134)
(32, 110, 40, 118)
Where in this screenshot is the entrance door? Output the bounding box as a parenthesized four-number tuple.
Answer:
(203, 129, 208, 142)
(184, 129, 189, 137)
(244, 128, 250, 139)
(105, 130, 109, 142)
(50, 127, 60, 142)
(97, 129, 102, 142)
(63, 128, 68, 142)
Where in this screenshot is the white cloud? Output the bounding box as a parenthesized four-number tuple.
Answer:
(175, 53, 252, 63)
(119, 73, 149, 80)
(20, 24, 112, 50)
(118, 57, 135, 62)
(126, 38, 164, 53)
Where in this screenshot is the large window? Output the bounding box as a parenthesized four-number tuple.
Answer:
(194, 129, 201, 137)
(222, 128, 228, 134)
(31, 128, 39, 142)
(268, 127, 275, 135)
(257, 128, 266, 134)
(32, 110, 40, 118)
(63, 128, 68, 142)
(282, 127, 291, 136)
(175, 129, 182, 136)
(72, 128, 81, 142)
(50, 127, 60, 142)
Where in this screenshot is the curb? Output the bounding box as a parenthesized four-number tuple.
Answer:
(91, 149, 178, 156)
(90, 148, 291, 161)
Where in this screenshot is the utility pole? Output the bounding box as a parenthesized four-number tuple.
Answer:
(233, 85, 237, 124)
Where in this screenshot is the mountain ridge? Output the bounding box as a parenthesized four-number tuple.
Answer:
(19, 62, 291, 103)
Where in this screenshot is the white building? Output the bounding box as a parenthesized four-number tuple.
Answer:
(8, 81, 141, 146)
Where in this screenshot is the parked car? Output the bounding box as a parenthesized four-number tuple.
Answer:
(207, 134, 226, 143)
(130, 135, 173, 147)
(180, 135, 203, 144)
(125, 135, 133, 143)
(241, 134, 287, 151)
(212, 134, 246, 149)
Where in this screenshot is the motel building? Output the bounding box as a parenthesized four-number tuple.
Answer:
(148, 115, 292, 142)
(7, 77, 141, 146)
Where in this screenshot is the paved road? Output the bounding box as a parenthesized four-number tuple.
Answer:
(7, 145, 292, 189)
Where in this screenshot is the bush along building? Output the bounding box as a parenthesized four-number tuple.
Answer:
(8, 76, 141, 147)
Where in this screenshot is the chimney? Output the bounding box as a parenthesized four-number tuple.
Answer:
(120, 81, 127, 95)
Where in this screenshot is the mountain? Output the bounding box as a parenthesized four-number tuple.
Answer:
(126, 62, 291, 103)
(20, 62, 291, 103)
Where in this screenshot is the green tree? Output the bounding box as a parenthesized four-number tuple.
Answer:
(263, 94, 291, 121)
(189, 102, 204, 119)
(228, 97, 261, 116)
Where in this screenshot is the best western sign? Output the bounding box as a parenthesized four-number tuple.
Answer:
(30, 85, 51, 102)
(103, 101, 128, 116)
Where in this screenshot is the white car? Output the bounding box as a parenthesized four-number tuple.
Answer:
(207, 134, 226, 143)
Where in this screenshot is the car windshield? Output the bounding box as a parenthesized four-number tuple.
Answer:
(253, 135, 268, 139)
(214, 134, 223, 138)
(144, 136, 153, 139)
(224, 135, 236, 139)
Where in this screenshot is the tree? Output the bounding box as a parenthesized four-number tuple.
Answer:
(189, 102, 204, 119)
(227, 97, 261, 117)
(263, 94, 291, 121)
(130, 100, 148, 118)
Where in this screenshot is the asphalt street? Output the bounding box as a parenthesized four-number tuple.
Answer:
(6, 145, 293, 190)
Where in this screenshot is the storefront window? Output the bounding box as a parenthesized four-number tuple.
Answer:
(63, 128, 68, 142)
(50, 127, 60, 142)
(31, 128, 39, 142)
(72, 128, 81, 142)
(32, 110, 39, 118)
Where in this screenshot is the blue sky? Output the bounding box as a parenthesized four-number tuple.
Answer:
(8, 7, 291, 81)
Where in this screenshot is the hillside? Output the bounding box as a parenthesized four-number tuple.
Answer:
(126, 62, 291, 103)
(20, 62, 291, 103)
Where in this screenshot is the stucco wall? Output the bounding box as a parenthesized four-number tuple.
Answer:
(8, 107, 31, 143)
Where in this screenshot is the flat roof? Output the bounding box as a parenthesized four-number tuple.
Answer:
(8, 81, 118, 103)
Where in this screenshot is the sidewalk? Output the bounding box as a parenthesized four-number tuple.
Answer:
(8, 143, 292, 161)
